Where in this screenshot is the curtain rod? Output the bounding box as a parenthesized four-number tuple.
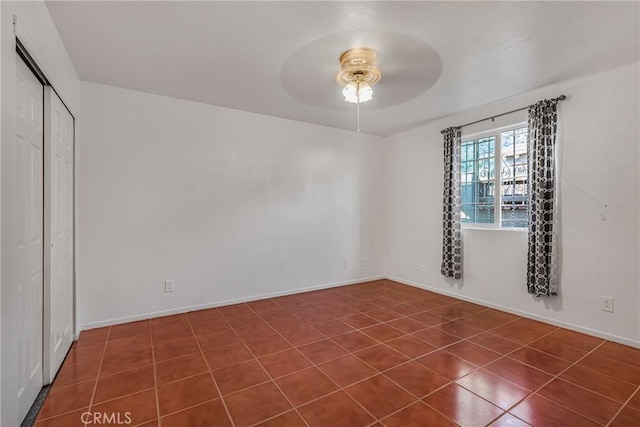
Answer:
(440, 95, 567, 134)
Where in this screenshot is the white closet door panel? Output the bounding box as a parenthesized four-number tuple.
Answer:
(44, 87, 74, 383)
(11, 53, 45, 422)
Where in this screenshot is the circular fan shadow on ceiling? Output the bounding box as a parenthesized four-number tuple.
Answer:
(280, 30, 443, 111)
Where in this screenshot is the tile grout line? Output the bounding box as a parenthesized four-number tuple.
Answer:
(499, 338, 611, 425)
(211, 290, 635, 426)
(469, 326, 613, 426)
(248, 292, 526, 426)
(472, 326, 562, 426)
(375, 337, 531, 425)
(153, 398, 218, 423)
(381, 330, 541, 426)
(85, 326, 112, 427)
(243, 301, 334, 427)
(376, 322, 571, 425)
(605, 384, 640, 427)
(247, 300, 381, 426)
(37, 297, 544, 425)
(30, 381, 96, 422)
(185, 313, 237, 427)
(40, 282, 640, 427)
(361, 299, 506, 425)
(378, 326, 497, 424)
(149, 322, 161, 427)
(34, 328, 112, 425)
(245, 300, 377, 425)
(249, 298, 467, 425)
(554, 359, 639, 403)
(81, 386, 159, 413)
(162, 311, 627, 427)
(222, 303, 309, 427)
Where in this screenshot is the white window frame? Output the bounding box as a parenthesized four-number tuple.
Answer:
(460, 122, 529, 231)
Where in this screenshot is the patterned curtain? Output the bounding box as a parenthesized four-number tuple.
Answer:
(527, 99, 559, 296)
(441, 127, 463, 279)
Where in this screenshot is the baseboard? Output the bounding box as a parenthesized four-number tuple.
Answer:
(385, 275, 640, 349)
(80, 273, 639, 349)
(80, 275, 385, 331)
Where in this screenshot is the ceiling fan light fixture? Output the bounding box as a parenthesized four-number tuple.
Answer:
(343, 81, 373, 103)
(337, 47, 381, 132)
(336, 47, 381, 103)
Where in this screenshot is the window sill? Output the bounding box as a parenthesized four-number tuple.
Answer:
(462, 227, 528, 232)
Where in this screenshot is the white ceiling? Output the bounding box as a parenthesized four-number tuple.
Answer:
(46, 1, 639, 136)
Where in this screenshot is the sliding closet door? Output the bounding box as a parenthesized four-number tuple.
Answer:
(44, 87, 75, 383)
(11, 53, 45, 421)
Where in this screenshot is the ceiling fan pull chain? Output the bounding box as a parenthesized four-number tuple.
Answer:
(357, 81, 361, 133)
(357, 97, 361, 133)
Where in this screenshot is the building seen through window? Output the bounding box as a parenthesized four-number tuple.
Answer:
(461, 125, 529, 228)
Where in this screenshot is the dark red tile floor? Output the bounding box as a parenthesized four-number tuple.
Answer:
(34, 280, 640, 426)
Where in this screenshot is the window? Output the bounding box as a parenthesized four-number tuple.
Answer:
(460, 125, 529, 228)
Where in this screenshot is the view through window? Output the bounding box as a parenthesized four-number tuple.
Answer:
(460, 125, 529, 228)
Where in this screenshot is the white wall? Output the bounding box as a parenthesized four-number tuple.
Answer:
(78, 81, 385, 329)
(0, 1, 79, 425)
(384, 62, 640, 347)
(0, 3, 4, 422)
(81, 64, 640, 349)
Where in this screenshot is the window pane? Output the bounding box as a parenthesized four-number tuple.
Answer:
(477, 137, 495, 159)
(502, 131, 514, 149)
(461, 160, 472, 174)
(461, 141, 475, 162)
(501, 127, 529, 228)
(477, 204, 495, 224)
(461, 203, 494, 224)
(461, 182, 474, 206)
(461, 204, 475, 223)
(460, 137, 496, 225)
(478, 158, 491, 181)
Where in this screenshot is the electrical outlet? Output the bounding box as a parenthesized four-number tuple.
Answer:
(361, 257, 368, 267)
(600, 296, 613, 313)
(164, 280, 174, 293)
(342, 260, 349, 269)
(414, 261, 421, 271)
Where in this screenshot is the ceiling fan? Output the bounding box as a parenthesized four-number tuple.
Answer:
(335, 47, 382, 132)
